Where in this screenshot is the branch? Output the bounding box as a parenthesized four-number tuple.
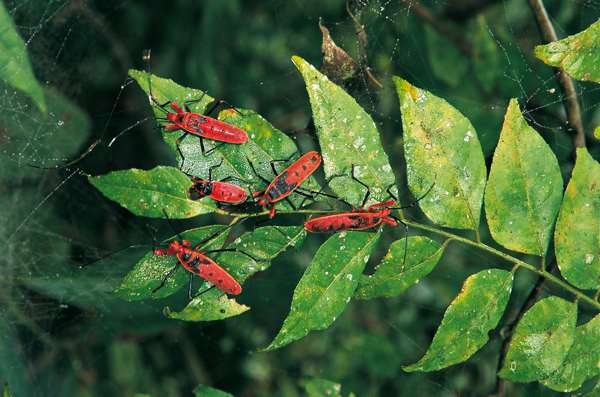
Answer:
(401, 219, 600, 310)
(528, 0, 586, 149)
(400, 0, 472, 56)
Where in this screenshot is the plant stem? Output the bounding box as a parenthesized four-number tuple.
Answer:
(528, 0, 586, 148)
(402, 219, 600, 310)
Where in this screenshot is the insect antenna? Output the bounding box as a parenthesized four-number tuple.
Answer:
(161, 209, 185, 241)
(388, 182, 435, 210)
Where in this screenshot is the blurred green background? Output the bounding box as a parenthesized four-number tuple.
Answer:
(1, 0, 600, 396)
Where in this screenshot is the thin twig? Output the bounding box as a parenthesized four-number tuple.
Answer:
(528, 0, 586, 148)
(400, 0, 472, 56)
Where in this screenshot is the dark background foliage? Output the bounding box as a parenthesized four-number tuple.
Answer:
(1, 0, 599, 396)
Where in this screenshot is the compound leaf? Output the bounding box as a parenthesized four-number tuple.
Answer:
(395, 77, 486, 230)
(89, 166, 215, 219)
(355, 236, 444, 300)
(499, 296, 576, 382)
(265, 232, 379, 350)
(485, 99, 563, 255)
(534, 18, 600, 84)
(403, 269, 513, 372)
(555, 148, 600, 289)
(293, 55, 396, 206)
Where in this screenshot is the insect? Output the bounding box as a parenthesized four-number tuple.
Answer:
(187, 160, 248, 204)
(304, 200, 399, 232)
(304, 165, 434, 233)
(249, 151, 322, 218)
(108, 49, 249, 156)
(152, 210, 259, 298)
(153, 239, 242, 296)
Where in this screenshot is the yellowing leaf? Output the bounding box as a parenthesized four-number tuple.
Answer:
(485, 99, 563, 255)
(534, 18, 600, 84)
(555, 148, 600, 289)
(265, 232, 379, 350)
(542, 314, 600, 392)
(499, 296, 576, 382)
(355, 237, 444, 300)
(395, 77, 486, 230)
(293, 56, 396, 206)
(403, 269, 512, 372)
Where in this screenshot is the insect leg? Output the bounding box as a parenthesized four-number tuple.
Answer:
(205, 248, 264, 262)
(152, 264, 179, 293)
(208, 159, 225, 181)
(245, 156, 272, 185)
(349, 164, 371, 208)
(389, 182, 436, 210)
(192, 285, 216, 299)
(203, 141, 226, 156)
(188, 273, 194, 299)
(183, 92, 207, 113)
(269, 152, 297, 175)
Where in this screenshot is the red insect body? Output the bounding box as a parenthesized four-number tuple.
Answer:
(304, 200, 398, 233)
(189, 177, 247, 204)
(164, 102, 248, 144)
(154, 240, 242, 295)
(253, 151, 321, 218)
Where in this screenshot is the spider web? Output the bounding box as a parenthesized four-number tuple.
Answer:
(1, 1, 599, 396)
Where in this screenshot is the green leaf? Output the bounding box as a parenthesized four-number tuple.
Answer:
(164, 226, 306, 321)
(3, 383, 11, 397)
(473, 16, 501, 93)
(293, 55, 396, 206)
(424, 25, 467, 87)
(164, 290, 250, 321)
(403, 269, 513, 372)
(555, 148, 600, 289)
(355, 236, 444, 300)
(395, 77, 486, 230)
(89, 166, 216, 219)
(534, 18, 600, 84)
(484, 99, 563, 255)
(595, 125, 600, 140)
(115, 226, 227, 301)
(193, 385, 233, 397)
(542, 314, 600, 392)
(265, 232, 379, 351)
(0, 1, 46, 112)
(302, 378, 342, 397)
(129, 69, 319, 211)
(499, 296, 577, 382)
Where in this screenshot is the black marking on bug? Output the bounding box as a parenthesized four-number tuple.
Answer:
(310, 155, 319, 163)
(181, 252, 191, 261)
(189, 257, 201, 267)
(268, 172, 297, 200)
(186, 115, 208, 130)
(348, 214, 369, 228)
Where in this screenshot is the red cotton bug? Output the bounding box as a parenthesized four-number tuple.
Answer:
(249, 151, 322, 218)
(187, 159, 248, 204)
(154, 239, 242, 296)
(151, 210, 260, 298)
(304, 165, 434, 233)
(304, 200, 399, 232)
(108, 49, 249, 156)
